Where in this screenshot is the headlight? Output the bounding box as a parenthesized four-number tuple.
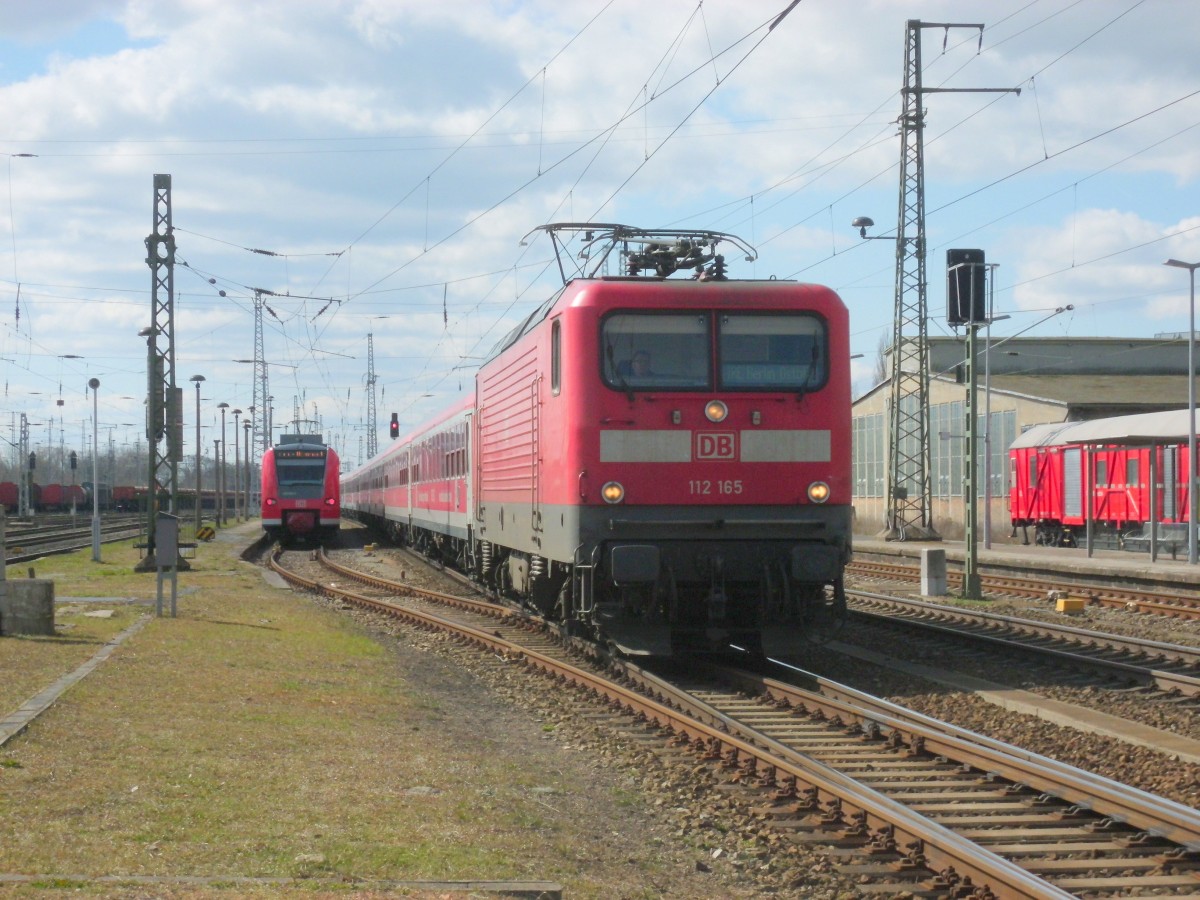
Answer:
(601, 481, 625, 504)
(807, 481, 830, 504)
(704, 400, 728, 423)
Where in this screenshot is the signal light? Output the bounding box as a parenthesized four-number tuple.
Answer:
(389, 412, 399, 439)
(947, 248, 987, 325)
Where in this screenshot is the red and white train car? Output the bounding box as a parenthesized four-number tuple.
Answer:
(1009, 410, 1196, 547)
(343, 224, 853, 655)
(261, 434, 341, 542)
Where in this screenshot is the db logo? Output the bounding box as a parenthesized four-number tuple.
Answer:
(695, 432, 737, 460)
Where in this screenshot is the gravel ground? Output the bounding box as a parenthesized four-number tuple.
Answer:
(326, 538, 1200, 897)
(796, 587, 1200, 811)
(320, 543, 874, 899)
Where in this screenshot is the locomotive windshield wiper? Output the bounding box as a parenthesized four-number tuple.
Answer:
(605, 341, 634, 400)
(795, 344, 821, 400)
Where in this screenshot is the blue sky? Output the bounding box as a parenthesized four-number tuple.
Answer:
(1, 0, 1198, 470)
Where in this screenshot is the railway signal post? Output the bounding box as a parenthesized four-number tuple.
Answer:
(949, 250, 988, 600)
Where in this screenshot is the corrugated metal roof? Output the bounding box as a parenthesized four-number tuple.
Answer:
(985, 374, 1195, 406)
(1010, 408, 1200, 448)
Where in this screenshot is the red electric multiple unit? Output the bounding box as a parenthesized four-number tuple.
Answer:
(261, 434, 341, 542)
(343, 224, 852, 655)
(1009, 412, 1196, 548)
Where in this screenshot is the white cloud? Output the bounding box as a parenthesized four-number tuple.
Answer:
(1, 0, 1199, 466)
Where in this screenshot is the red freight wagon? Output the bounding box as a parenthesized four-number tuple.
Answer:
(1010, 411, 1195, 549)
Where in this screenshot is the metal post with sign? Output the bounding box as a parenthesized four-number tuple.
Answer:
(155, 512, 180, 617)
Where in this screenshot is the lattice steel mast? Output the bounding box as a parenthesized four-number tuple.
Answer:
(251, 290, 270, 453)
(366, 333, 378, 459)
(18, 414, 29, 517)
(884, 20, 1017, 540)
(138, 173, 182, 569)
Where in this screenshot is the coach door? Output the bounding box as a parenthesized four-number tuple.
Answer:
(530, 377, 543, 534)
(1064, 447, 1083, 519)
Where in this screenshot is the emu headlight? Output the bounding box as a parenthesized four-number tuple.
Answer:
(704, 400, 728, 423)
(601, 481, 625, 504)
(807, 481, 830, 504)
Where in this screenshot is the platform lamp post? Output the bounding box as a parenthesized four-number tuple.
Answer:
(217, 402, 229, 527)
(245, 404, 255, 513)
(983, 295, 1009, 552)
(88, 377, 101, 562)
(189, 375, 205, 533)
(1164, 258, 1198, 565)
(213, 438, 221, 523)
(232, 409, 242, 522)
(243, 417, 252, 521)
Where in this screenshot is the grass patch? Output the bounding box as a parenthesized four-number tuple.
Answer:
(0, 529, 614, 892)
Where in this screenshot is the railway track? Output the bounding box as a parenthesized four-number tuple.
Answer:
(4, 518, 145, 564)
(271, 543, 1200, 898)
(847, 590, 1200, 701)
(848, 559, 1200, 620)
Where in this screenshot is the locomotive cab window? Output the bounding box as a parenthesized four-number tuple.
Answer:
(718, 313, 826, 390)
(602, 313, 709, 390)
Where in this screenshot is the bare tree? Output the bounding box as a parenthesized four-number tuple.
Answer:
(874, 331, 890, 385)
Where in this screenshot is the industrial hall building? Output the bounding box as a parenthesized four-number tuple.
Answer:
(850, 334, 1197, 543)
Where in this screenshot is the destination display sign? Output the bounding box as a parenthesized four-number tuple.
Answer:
(276, 448, 325, 460)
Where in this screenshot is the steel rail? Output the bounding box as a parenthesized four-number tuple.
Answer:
(700, 663, 1200, 851)
(270, 547, 1071, 899)
(848, 559, 1200, 620)
(848, 590, 1200, 699)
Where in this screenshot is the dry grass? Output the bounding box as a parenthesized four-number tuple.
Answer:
(0, 540, 148, 713)
(0, 528, 757, 899)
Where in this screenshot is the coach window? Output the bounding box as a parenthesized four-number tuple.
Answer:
(551, 319, 561, 395)
(718, 313, 826, 390)
(602, 312, 710, 390)
(1095, 458, 1107, 486)
(1126, 457, 1138, 486)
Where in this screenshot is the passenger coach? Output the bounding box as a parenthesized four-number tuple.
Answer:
(344, 224, 852, 655)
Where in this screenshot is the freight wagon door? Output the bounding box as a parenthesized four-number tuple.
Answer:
(1064, 448, 1082, 519)
(1162, 446, 1177, 520)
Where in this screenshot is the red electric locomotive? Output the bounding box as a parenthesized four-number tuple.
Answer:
(261, 434, 341, 542)
(343, 224, 852, 655)
(1009, 410, 1196, 547)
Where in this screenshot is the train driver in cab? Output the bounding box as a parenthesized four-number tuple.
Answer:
(630, 349, 654, 377)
